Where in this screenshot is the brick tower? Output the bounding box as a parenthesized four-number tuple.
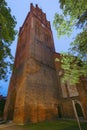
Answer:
(4, 4, 59, 124)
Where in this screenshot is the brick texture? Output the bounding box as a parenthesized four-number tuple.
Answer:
(4, 3, 87, 124)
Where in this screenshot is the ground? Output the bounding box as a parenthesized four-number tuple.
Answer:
(0, 120, 87, 130)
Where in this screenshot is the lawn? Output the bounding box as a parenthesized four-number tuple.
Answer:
(21, 120, 87, 130)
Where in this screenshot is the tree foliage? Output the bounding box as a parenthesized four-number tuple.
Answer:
(54, 0, 87, 85)
(0, 0, 17, 81)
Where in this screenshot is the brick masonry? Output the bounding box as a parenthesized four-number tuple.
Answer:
(4, 4, 87, 124)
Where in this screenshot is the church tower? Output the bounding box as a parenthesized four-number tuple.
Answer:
(4, 4, 59, 124)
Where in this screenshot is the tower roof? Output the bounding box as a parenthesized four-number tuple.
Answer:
(30, 3, 51, 29)
(19, 3, 51, 34)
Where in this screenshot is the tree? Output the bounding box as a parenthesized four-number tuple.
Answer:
(0, 95, 6, 118)
(53, 0, 87, 85)
(0, 0, 17, 81)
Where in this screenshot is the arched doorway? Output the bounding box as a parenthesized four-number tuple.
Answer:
(75, 103, 84, 118)
(57, 105, 63, 118)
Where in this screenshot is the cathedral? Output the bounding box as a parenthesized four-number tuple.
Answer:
(4, 4, 87, 124)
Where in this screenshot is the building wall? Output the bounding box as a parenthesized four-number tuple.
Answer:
(4, 4, 59, 124)
(4, 3, 87, 124)
(54, 53, 87, 120)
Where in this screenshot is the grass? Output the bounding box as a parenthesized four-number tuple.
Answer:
(21, 120, 87, 130)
